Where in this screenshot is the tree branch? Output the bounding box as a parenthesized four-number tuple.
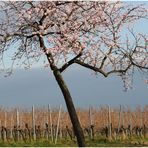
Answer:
(75, 59, 133, 77)
(75, 60, 108, 77)
(59, 52, 82, 73)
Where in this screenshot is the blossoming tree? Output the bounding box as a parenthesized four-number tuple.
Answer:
(0, 1, 147, 146)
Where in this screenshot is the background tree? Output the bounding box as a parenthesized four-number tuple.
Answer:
(0, 1, 147, 146)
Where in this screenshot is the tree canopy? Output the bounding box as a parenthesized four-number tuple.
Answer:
(0, 1, 147, 89)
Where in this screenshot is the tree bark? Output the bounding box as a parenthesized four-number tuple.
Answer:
(53, 69, 85, 147)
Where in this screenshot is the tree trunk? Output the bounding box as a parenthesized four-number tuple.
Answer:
(53, 69, 85, 147)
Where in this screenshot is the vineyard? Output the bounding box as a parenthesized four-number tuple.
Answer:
(0, 105, 148, 146)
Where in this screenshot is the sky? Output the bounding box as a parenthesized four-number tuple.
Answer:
(0, 1, 147, 110)
(0, 65, 147, 109)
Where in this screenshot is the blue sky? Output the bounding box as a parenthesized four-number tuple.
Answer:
(0, 65, 147, 109)
(0, 1, 147, 109)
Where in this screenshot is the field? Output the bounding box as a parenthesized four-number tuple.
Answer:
(0, 105, 148, 146)
(0, 137, 148, 147)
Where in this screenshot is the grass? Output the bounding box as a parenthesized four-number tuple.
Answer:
(0, 136, 148, 147)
